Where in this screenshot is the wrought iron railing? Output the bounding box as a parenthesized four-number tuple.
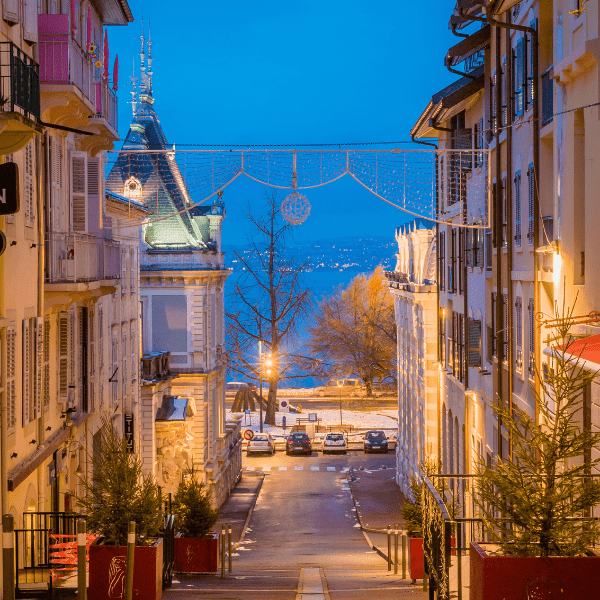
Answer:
(0, 42, 40, 120)
(161, 514, 175, 589)
(45, 232, 121, 283)
(15, 528, 52, 596)
(141, 351, 171, 381)
(92, 78, 118, 131)
(541, 68, 554, 126)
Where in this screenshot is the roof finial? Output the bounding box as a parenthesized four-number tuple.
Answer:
(129, 55, 138, 116)
(146, 18, 153, 95)
(140, 16, 146, 92)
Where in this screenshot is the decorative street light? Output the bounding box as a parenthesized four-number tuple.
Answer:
(337, 379, 344, 427)
(258, 341, 273, 434)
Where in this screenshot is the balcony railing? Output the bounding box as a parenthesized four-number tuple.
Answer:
(541, 68, 554, 126)
(38, 14, 116, 128)
(141, 352, 171, 382)
(45, 232, 121, 283)
(0, 42, 40, 120)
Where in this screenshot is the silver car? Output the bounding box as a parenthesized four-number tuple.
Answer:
(246, 433, 276, 455)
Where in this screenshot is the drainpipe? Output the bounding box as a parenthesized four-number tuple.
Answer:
(445, 58, 478, 81)
(37, 133, 46, 451)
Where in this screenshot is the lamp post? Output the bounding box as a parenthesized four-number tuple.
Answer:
(258, 341, 263, 433)
(337, 379, 344, 427)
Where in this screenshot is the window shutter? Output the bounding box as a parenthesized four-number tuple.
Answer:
(43, 316, 50, 412)
(491, 292, 497, 357)
(89, 308, 95, 413)
(23, 0, 38, 42)
(528, 20, 537, 108)
(514, 171, 522, 246)
(515, 298, 523, 372)
(468, 319, 482, 367)
(71, 153, 87, 232)
(121, 248, 127, 294)
(121, 327, 127, 397)
(87, 157, 100, 230)
(515, 38, 525, 117)
(490, 72, 497, 131)
(6, 327, 17, 432)
(34, 317, 44, 419)
(58, 312, 69, 403)
(24, 143, 35, 227)
(111, 330, 118, 410)
(527, 163, 535, 244)
(22, 319, 31, 425)
(503, 294, 509, 362)
(130, 248, 135, 293)
(501, 57, 507, 126)
(98, 306, 104, 410)
(3, 0, 19, 24)
(49, 138, 63, 232)
(528, 298, 535, 378)
(130, 322, 136, 383)
(69, 309, 77, 407)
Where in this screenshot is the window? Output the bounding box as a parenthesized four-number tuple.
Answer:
(501, 56, 507, 127)
(502, 294, 508, 363)
(22, 319, 34, 424)
(24, 143, 35, 228)
(71, 153, 87, 232)
(514, 171, 522, 247)
(527, 163, 535, 244)
(468, 319, 482, 367)
(123, 177, 142, 202)
(439, 231, 445, 291)
(528, 298, 535, 379)
(490, 71, 497, 132)
(43, 316, 50, 412)
(130, 247, 136, 294)
(58, 312, 69, 404)
(501, 178, 508, 248)
(448, 313, 454, 371)
(485, 231, 492, 270)
(458, 229, 464, 295)
(491, 292, 497, 358)
(121, 247, 127, 295)
(527, 21, 537, 109)
(513, 38, 525, 118)
(439, 309, 446, 365)
(515, 297, 523, 372)
(449, 229, 457, 294)
(475, 229, 484, 267)
(152, 295, 188, 353)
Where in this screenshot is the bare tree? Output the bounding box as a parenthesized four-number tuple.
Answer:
(226, 192, 311, 425)
(306, 267, 396, 396)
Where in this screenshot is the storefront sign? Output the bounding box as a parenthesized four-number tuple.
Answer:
(124, 414, 134, 453)
(0, 163, 19, 215)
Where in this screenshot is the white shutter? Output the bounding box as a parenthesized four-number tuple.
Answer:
(121, 248, 127, 294)
(69, 309, 77, 407)
(34, 317, 44, 419)
(111, 329, 118, 409)
(43, 316, 50, 412)
(71, 153, 87, 232)
(3, 0, 19, 24)
(49, 138, 63, 232)
(121, 327, 127, 398)
(23, 0, 38, 42)
(130, 322, 136, 383)
(22, 319, 31, 425)
(129, 247, 135, 293)
(87, 158, 100, 230)
(6, 327, 17, 432)
(58, 312, 69, 403)
(98, 305, 104, 410)
(89, 307, 95, 412)
(24, 143, 35, 227)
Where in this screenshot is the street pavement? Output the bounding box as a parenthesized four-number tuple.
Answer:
(163, 448, 428, 599)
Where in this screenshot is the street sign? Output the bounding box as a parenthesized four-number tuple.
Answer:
(243, 429, 254, 440)
(124, 414, 134, 453)
(282, 415, 287, 430)
(308, 413, 317, 422)
(0, 162, 19, 215)
(280, 400, 288, 408)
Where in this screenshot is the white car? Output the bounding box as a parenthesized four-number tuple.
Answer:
(246, 433, 276, 455)
(322, 432, 347, 454)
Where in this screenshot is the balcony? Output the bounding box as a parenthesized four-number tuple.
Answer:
(141, 352, 172, 383)
(45, 232, 120, 284)
(0, 43, 42, 154)
(38, 14, 118, 140)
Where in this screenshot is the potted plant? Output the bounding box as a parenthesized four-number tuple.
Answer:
(77, 418, 164, 600)
(471, 300, 600, 600)
(172, 469, 220, 573)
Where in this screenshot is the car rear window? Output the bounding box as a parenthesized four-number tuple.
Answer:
(366, 431, 386, 439)
(327, 434, 344, 441)
(289, 434, 308, 441)
(253, 435, 268, 441)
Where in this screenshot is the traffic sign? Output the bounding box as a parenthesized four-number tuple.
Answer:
(280, 400, 288, 408)
(243, 429, 254, 440)
(308, 413, 317, 422)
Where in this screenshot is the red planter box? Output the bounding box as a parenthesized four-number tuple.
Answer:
(174, 533, 220, 573)
(409, 537, 424, 580)
(88, 538, 163, 600)
(470, 542, 600, 600)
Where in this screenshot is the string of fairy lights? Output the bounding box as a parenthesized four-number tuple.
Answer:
(105, 148, 491, 230)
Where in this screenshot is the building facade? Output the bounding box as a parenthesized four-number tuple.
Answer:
(106, 36, 239, 506)
(386, 221, 438, 497)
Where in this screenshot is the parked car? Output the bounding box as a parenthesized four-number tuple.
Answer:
(363, 430, 389, 453)
(247, 433, 275, 455)
(285, 433, 312, 455)
(323, 432, 347, 454)
(314, 379, 365, 397)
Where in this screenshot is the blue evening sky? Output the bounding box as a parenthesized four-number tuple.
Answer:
(109, 1, 467, 245)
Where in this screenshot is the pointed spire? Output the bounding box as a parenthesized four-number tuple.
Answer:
(129, 55, 137, 116)
(146, 19, 153, 96)
(140, 16, 146, 93)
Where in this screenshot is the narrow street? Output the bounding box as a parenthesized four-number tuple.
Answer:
(165, 443, 427, 599)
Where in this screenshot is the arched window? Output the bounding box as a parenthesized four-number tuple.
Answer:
(123, 177, 142, 202)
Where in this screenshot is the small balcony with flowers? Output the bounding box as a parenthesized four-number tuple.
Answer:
(0, 42, 43, 154)
(38, 9, 120, 151)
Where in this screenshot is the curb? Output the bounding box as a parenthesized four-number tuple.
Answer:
(347, 472, 389, 562)
(232, 473, 265, 551)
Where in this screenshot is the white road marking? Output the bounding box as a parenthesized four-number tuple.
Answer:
(295, 466, 303, 470)
(311, 466, 320, 471)
(246, 467, 256, 471)
(279, 466, 287, 471)
(327, 467, 336, 471)
(262, 466, 271, 471)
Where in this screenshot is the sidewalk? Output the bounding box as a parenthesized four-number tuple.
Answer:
(215, 471, 264, 549)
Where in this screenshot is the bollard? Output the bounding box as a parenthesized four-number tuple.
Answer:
(2, 514, 15, 600)
(221, 525, 226, 579)
(394, 526, 398, 574)
(401, 533, 406, 580)
(387, 526, 392, 571)
(124, 521, 135, 600)
(77, 519, 87, 600)
(228, 525, 232, 573)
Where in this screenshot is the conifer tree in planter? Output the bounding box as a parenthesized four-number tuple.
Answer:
(471, 300, 600, 600)
(77, 418, 164, 600)
(172, 469, 220, 573)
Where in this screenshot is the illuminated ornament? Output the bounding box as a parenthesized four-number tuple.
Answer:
(281, 191, 310, 225)
(123, 176, 142, 201)
(281, 152, 310, 225)
(95, 60, 103, 69)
